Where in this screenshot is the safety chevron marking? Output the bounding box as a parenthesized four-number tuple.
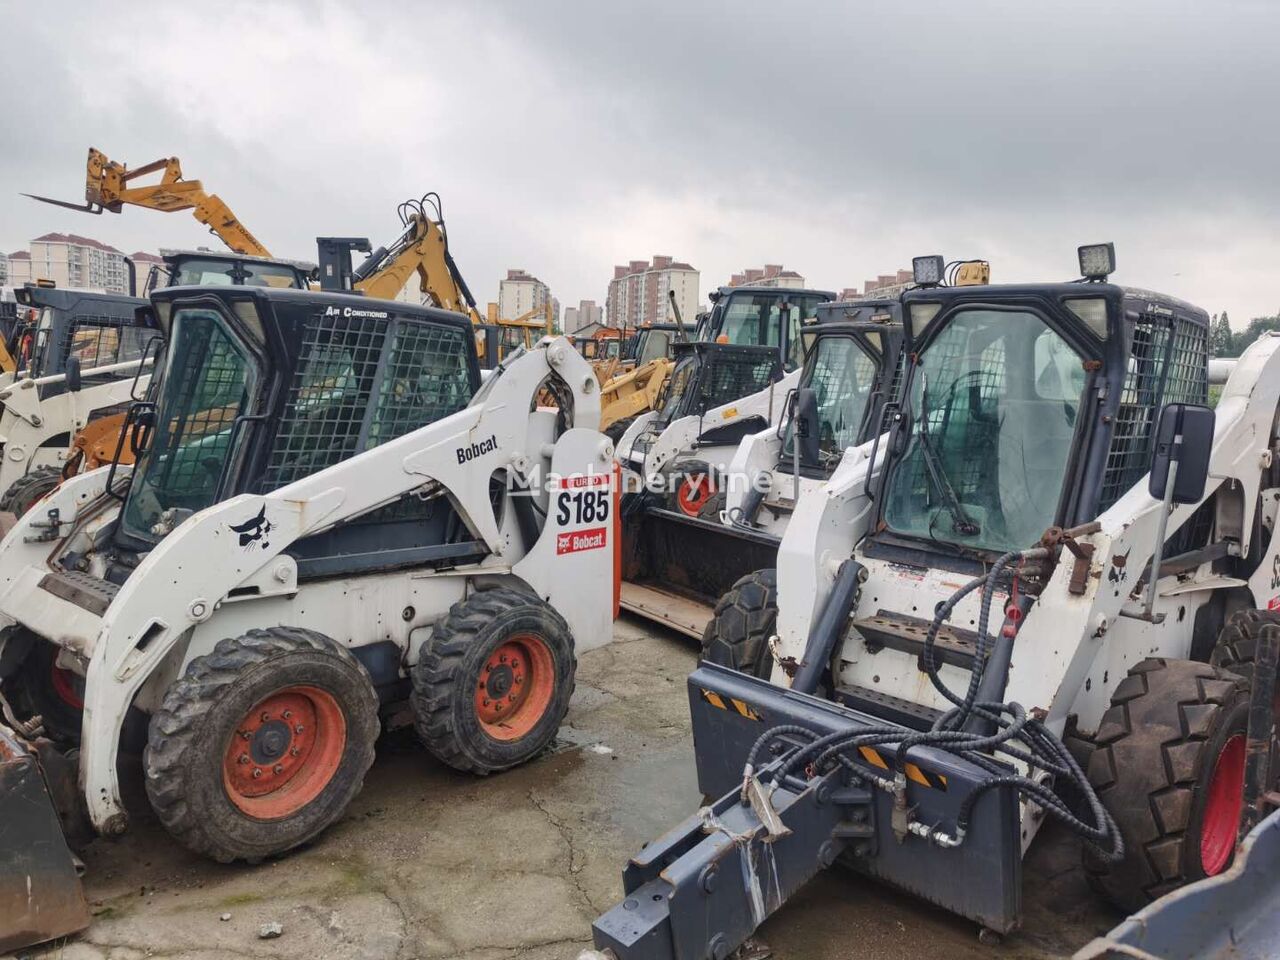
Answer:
(699, 688, 762, 721)
(697, 689, 947, 790)
(857, 745, 948, 791)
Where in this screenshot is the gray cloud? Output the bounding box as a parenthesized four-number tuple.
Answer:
(2, 0, 1276, 324)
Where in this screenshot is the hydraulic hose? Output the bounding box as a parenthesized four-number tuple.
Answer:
(740, 545, 1123, 862)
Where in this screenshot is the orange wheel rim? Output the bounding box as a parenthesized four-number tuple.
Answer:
(222, 686, 346, 820)
(676, 474, 715, 517)
(1200, 733, 1246, 875)
(474, 634, 555, 742)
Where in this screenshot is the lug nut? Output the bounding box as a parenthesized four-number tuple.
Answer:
(508, 694, 516, 702)
(483, 698, 491, 706)
(289, 748, 300, 757)
(240, 730, 251, 740)
(500, 654, 508, 663)
(282, 710, 292, 719)
(515, 676, 523, 685)
(260, 712, 270, 722)
(252, 768, 263, 779)
(294, 724, 305, 734)
(273, 764, 284, 774)
(238, 754, 250, 765)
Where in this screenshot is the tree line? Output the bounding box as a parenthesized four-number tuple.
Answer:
(1209, 310, 1280, 357)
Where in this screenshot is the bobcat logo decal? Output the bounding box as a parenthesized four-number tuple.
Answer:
(1108, 549, 1130, 585)
(229, 505, 272, 550)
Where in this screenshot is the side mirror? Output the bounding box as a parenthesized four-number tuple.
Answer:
(794, 387, 821, 466)
(1149, 402, 1214, 504)
(65, 356, 82, 393)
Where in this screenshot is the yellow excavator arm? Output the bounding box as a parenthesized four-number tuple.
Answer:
(335, 194, 481, 324)
(33, 153, 490, 333)
(26, 148, 272, 259)
(353, 215, 480, 322)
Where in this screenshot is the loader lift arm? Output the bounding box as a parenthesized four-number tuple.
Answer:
(26, 147, 272, 259)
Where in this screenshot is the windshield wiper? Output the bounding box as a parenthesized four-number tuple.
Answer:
(915, 373, 981, 537)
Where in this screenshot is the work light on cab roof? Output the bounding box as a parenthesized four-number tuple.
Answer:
(1078, 241, 1116, 280)
(912, 254, 945, 286)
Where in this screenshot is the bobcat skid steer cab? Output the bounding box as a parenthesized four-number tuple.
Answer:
(590, 246, 1280, 960)
(0, 285, 614, 931)
(608, 286, 832, 450)
(143, 247, 314, 295)
(615, 286, 835, 488)
(0, 252, 315, 522)
(620, 299, 903, 640)
(0, 284, 157, 516)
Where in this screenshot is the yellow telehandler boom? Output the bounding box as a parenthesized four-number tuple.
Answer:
(26, 147, 271, 258)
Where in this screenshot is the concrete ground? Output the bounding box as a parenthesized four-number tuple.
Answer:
(12, 615, 1122, 960)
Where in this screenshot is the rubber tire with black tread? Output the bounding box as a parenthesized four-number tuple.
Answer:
(0, 465, 62, 517)
(697, 491, 726, 522)
(701, 569, 777, 679)
(1210, 607, 1280, 687)
(2, 635, 84, 743)
(144, 627, 380, 863)
(1083, 658, 1249, 911)
(603, 416, 636, 446)
(411, 587, 575, 775)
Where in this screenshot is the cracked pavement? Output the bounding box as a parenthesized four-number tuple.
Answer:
(10, 615, 1120, 960)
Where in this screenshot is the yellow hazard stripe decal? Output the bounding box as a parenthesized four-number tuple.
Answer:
(698, 689, 761, 721)
(859, 748, 947, 791)
(699, 691, 944, 788)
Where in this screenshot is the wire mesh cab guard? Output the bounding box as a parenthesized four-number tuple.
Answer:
(656, 341, 783, 426)
(109, 286, 483, 571)
(12, 286, 148, 386)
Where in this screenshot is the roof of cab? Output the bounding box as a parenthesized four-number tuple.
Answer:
(901, 281, 1209, 326)
(150, 285, 477, 334)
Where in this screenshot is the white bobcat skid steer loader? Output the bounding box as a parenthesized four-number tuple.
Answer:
(0, 286, 614, 889)
(614, 285, 835, 505)
(620, 299, 904, 641)
(591, 247, 1280, 960)
(0, 284, 158, 513)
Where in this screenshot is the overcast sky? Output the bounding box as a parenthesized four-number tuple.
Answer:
(2, 0, 1277, 325)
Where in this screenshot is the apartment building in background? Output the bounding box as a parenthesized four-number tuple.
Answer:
(563, 299, 603, 335)
(846, 269, 914, 299)
(5, 251, 29, 287)
(606, 255, 699, 330)
(498, 269, 559, 327)
(727, 264, 807, 289)
(6, 233, 136, 293)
